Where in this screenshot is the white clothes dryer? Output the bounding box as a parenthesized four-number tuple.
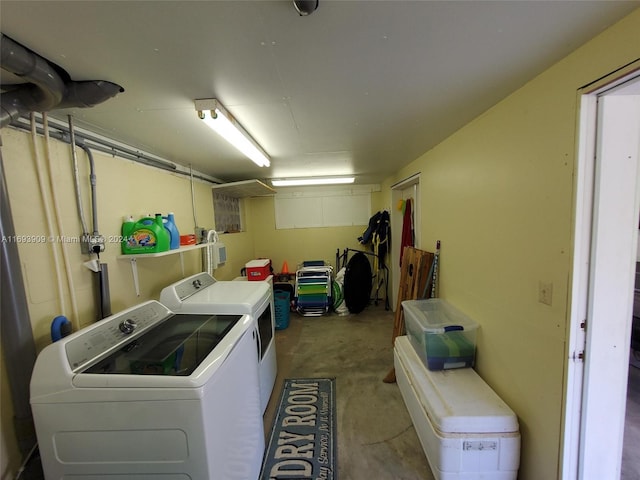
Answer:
(30, 300, 264, 479)
(160, 272, 277, 413)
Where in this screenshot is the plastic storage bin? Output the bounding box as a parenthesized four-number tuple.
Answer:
(402, 298, 478, 371)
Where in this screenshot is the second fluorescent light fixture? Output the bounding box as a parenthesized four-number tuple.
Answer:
(271, 177, 355, 187)
(195, 99, 270, 167)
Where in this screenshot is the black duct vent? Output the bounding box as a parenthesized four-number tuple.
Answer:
(0, 33, 124, 127)
(293, 0, 318, 16)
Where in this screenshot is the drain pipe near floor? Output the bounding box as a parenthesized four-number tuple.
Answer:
(0, 137, 39, 469)
(83, 139, 112, 320)
(69, 116, 111, 319)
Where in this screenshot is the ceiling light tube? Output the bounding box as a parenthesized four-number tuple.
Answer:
(195, 99, 270, 167)
(271, 177, 355, 187)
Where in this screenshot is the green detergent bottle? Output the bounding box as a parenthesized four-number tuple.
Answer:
(121, 213, 170, 254)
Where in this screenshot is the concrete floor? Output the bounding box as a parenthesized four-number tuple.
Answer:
(264, 306, 640, 480)
(622, 356, 640, 480)
(263, 304, 434, 480)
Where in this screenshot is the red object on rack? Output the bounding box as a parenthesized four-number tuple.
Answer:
(400, 198, 414, 266)
(180, 234, 196, 246)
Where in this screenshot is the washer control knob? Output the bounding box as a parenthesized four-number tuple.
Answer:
(119, 318, 136, 334)
(192, 279, 202, 289)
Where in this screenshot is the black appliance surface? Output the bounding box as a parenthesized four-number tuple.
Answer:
(84, 313, 241, 376)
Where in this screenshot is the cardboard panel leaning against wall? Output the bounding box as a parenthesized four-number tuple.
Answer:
(1, 127, 222, 350)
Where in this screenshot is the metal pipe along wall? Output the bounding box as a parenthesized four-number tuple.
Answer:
(0, 141, 38, 457)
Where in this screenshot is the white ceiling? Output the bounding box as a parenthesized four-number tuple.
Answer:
(1, 1, 638, 185)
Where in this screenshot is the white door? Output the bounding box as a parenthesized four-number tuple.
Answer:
(564, 72, 640, 479)
(390, 174, 420, 311)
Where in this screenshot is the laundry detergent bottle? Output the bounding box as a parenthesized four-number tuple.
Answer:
(122, 215, 134, 236)
(121, 213, 170, 254)
(163, 212, 180, 250)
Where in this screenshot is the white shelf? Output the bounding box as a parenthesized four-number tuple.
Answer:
(211, 179, 276, 198)
(117, 242, 209, 260)
(118, 243, 211, 296)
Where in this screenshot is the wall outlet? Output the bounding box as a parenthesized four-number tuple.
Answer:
(194, 226, 207, 244)
(539, 281, 553, 306)
(81, 233, 105, 255)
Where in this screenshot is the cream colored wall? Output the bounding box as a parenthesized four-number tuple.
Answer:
(213, 231, 256, 279)
(2, 127, 218, 343)
(247, 195, 368, 273)
(0, 126, 254, 476)
(382, 9, 640, 480)
(370, 190, 388, 215)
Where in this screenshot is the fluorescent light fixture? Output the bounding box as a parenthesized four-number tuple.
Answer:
(195, 98, 270, 167)
(271, 177, 355, 187)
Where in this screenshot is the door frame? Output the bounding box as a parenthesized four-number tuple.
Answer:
(563, 69, 640, 479)
(390, 173, 420, 311)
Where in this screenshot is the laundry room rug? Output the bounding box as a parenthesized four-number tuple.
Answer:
(260, 378, 336, 480)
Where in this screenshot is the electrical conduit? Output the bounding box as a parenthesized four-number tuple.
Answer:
(68, 115, 90, 236)
(82, 144, 99, 236)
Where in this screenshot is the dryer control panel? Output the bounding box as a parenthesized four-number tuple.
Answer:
(173, 272, 216, 301)
(65, 301, 171, 372)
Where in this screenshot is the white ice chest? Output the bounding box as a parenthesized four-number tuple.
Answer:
(394, 336, 520, 479)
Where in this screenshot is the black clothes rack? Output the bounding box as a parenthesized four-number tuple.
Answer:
(336, 248, 390, 310)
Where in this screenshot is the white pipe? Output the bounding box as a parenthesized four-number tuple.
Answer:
(204, 229, 219, 276)
(10, 117, 224, 184)
(43, 113, 80, 331)
(30, 113, 66, 317)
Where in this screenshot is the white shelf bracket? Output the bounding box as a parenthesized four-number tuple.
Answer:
(129, 258, 140, 296)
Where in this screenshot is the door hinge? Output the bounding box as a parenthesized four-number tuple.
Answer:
(572, 350, 586, 362)
(580, 319, 587, 330)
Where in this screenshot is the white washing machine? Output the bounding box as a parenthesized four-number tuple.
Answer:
(160, 272, 276, 413)
(30, 300, 264, 480)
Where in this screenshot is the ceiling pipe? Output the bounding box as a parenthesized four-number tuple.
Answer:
(57, 80, 124, 110)
(0, 33, 124, 128)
